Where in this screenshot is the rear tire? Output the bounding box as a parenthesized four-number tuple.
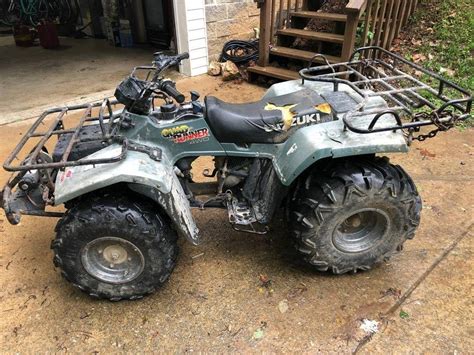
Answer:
(52, 193, 178, 300)
(288, 156, 421, 274)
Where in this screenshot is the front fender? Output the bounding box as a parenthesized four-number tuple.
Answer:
(54, 145, 200, 244)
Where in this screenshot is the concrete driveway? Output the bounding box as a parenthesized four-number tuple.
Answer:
(0, 77, 472, 353)
(0, 35, 181, 125)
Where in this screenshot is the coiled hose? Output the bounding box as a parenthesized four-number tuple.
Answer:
(219, 39, 259, 64)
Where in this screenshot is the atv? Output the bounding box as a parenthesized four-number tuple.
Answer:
(2, 47, 471, 300)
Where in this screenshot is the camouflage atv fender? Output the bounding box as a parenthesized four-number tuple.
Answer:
(222, 119, 409, 187)
(265, 80, 409, 185)
(271, 118, 409, 185)
(54, 145, 200, 244)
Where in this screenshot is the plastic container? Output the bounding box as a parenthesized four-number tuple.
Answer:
(13, 25, 34, 47)
(38, 22, 60, 49)
(120, 30, 134, 47)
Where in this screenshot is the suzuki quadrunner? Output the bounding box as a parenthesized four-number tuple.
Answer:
(2, 47, 471, 300)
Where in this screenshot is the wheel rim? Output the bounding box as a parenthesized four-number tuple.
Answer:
(332, 208, 390, 253)
(81, 237, 145, 284)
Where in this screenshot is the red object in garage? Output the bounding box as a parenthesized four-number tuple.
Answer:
(38, 22, 60, 49)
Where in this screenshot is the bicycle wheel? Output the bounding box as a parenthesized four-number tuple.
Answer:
(1, 0, 19, 26)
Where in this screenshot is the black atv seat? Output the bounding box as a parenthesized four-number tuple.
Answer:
(205, 89, 329, 144)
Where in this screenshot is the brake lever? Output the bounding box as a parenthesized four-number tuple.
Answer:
(152, 53, 187, 79)
(154, 58, 175, 75)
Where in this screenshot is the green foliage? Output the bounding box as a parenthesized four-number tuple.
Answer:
(406, 0, 474, 125)
(355, 24, 374, 47)
(428, 1, 473, 92)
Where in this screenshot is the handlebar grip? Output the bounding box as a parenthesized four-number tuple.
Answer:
(162, 81, 185, 103)
(177, 52, 190, 61)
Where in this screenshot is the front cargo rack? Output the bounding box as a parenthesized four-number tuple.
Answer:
(299, 46, 472, 141)
(1, 98, 130, 224)
(3, 98, 127, 172)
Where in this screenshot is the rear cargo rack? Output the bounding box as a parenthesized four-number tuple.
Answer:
(3, 98, 127, 172)
(299, 47, 472, 141)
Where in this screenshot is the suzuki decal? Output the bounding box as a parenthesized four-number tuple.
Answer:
(264, 103, 297, 131)
(264, 102, 332, 131)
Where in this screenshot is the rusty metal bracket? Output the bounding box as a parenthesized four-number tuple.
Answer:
(127, 143, 162, 162)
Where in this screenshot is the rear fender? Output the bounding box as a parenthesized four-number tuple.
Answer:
(223, 79, 409, 186)
(271, 117, 409, 186)
(54, 145, 200, 244)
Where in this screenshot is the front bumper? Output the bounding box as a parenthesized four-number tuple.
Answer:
(1, 174, 63, 225)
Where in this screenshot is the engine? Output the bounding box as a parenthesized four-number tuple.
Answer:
(215, 157, 252, 193)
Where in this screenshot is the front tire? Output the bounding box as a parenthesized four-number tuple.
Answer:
(52, 193, 178, 300)
(288, 157, 421, 274)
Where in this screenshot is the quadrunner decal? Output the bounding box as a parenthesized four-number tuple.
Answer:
(161, 125, 210, 144)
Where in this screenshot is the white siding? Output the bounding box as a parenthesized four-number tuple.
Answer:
(173, 0, 208, 76)
(188, 38, 207, 50)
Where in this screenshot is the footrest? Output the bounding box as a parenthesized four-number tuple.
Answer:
(227, 197, 268, 235)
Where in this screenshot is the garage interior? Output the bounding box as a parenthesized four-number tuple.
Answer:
(0, 0, 182, 125)
(1, 0, 177, 49)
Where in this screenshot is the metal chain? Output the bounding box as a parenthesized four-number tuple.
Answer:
(414, 129, 439, 142)
(412, 111, 459, 142)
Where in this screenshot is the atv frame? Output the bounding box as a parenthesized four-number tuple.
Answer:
(1, 47, 471, 300)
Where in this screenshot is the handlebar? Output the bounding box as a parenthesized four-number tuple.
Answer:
(153, 52, 189, 73)
(127, 52, 189, 104)
(161, 80, 185, 103)
(176, 52, 190, 61)
(152, 53, 189, 103)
